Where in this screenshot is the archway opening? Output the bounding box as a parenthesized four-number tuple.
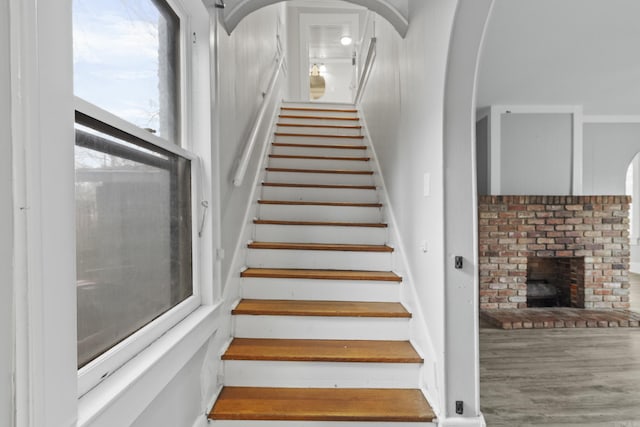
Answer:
(626, 153, 640, 312)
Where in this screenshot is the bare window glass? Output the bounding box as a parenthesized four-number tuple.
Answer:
(75, 116, 192, 368)
(73, 0, 180, 141)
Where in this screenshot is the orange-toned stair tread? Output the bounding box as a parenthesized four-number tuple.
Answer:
(277, 123, 362, 130)
(281, 107, 358, 113)
(266, 167, 372, 175)
(209, 387, 435, 422)
(222, 338, 422, 363)
(241, 268, 402, 282)
(258, 200, 381, 207)
(272, 142, 366, 150)
(269, 154, 370, 161)
(232, 299, 411, 318)
(248, 242, 393, 252)
(279, 114, 360, 122)
(262, 182, 376, 190)
(275, 132, 364, 139)
(253, 219, 387, 228)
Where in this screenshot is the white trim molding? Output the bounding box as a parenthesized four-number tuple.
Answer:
(77, 305, 221, 427)
(583, 115, 640, 124)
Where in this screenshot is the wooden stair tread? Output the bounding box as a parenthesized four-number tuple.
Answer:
(258, 200, 382, 208)
(248, 242, 393, 252)
(281, 107, 358, 113)
(279, 114, 360, 121)
(253, 219, 388, 228)
(232, 299, 411, 318)
(269, 154, 370, 161)
(272, 142, 366, 150)
(209, 387, 435, 422)
(262, 182, 376, 190)
(275, 132, 365, 140)
(241, 268, 402, 282)
(222, 338, 422, 363)
(266, 167, 373, 175)
(277, 123, 362, 130)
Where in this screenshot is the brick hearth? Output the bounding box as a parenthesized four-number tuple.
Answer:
(479, 196, 630, 310)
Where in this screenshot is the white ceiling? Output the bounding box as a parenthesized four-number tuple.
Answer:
(477, 0, 640, 115)
(308, 24, 353, 60)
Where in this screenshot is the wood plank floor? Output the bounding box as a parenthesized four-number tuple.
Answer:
(481, 320, 640, 426)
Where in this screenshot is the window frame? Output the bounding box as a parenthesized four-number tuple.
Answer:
(73, 0, 203, 397)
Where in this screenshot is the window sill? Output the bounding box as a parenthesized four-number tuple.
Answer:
(77, 303, 222, 427)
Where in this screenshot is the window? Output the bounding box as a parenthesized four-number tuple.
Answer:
(75, 115, 192, 368)
(73, 0, 197, 393)
(73, 0, 180, 141)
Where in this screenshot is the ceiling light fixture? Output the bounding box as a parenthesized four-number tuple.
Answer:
(340, 35, 352, 46)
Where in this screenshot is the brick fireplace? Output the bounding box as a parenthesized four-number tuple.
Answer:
(479, 196, 630, 310)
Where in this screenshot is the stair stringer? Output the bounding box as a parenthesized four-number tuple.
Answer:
(206, 98, 285, 409)
(358, 111, 443, 419)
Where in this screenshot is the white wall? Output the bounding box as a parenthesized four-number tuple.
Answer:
(477, 0, 640, 116)
(583, 123, 640, 194)
(130, 346, 207, 427)
(1, 0, 14, 425)
(359, 0, 457, 416)
(500, 113, 573, 194)
(217, 3, 286, 284)
(314, 62, 354, 103)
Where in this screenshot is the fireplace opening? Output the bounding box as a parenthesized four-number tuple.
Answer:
(526, 257, 585, 308)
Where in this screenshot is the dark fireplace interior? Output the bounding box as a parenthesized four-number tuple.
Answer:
(526, 257, 584, 308)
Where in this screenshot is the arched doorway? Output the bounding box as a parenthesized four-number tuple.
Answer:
(221, 0, 408, 37)
(626, 153, 640, 311)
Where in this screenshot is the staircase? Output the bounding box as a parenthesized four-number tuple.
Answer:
(209, 102, 436, 425)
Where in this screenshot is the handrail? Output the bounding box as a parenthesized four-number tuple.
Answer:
(233, 53, 286, 187)
(354, 37, 377, 105)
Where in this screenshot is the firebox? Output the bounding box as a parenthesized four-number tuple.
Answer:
(526, 257, 584, 307)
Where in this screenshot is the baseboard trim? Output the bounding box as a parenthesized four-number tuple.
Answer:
(437, 414, 487, 427)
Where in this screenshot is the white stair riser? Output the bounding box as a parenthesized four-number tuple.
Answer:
(261, 186, 378, 203)
(268, 157, 371, 171)
(240, 278, 401, 302)
(223, 361, 420, 388)
(265, 171, 374, 186)
(271, 145, 368, 158)
(246, 249, 392, 271)
(233, 315, 410, 340)
(259, 204, 382, 222)
(253, 224, 387, 244)
(275, 135, 365, 146)
(280, 110, 358, 119)
(282, 102, 356, 110)
(276, 125, 362, 136)
(212, 421, 435, 426)
(277, 117, 361, 127)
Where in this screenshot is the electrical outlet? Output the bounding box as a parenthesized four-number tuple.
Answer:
(455, 256, 463, 269)
(456, 400, 464, 415)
